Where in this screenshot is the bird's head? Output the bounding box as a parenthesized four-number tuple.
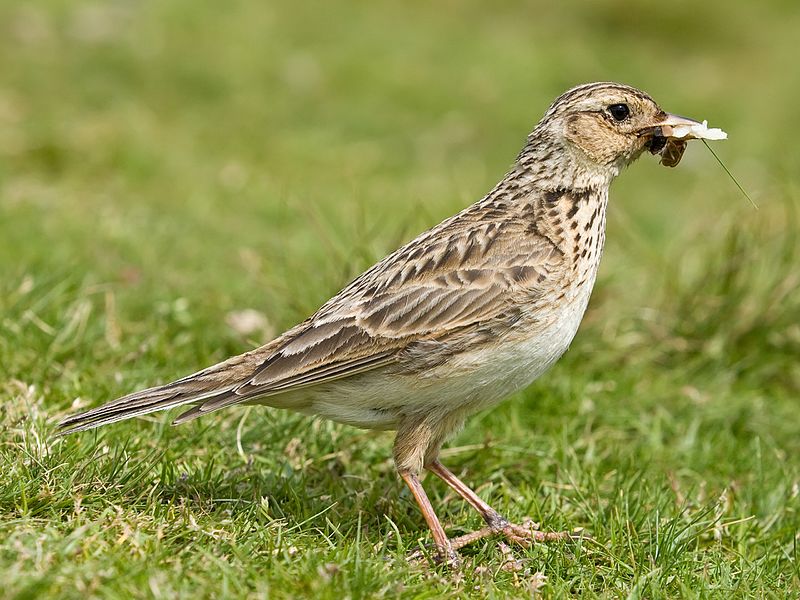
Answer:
(529, 82, 703, 183)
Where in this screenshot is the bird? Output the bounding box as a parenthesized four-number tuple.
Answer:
(59, 82, 712, 565)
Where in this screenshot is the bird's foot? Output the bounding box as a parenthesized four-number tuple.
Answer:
(408, 519, 585, 567)
(449, 517, 584, 551)
(498, 517, 577, 547)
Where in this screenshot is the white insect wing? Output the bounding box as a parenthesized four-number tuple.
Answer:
(670, 120, 728, 140)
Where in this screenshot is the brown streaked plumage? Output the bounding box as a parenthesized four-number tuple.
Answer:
(59, 82, 716, 565)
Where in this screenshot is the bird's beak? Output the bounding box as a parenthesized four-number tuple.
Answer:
(650, 113, 703, 138)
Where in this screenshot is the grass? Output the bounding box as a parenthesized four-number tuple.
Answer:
(1, 0, 799, 597)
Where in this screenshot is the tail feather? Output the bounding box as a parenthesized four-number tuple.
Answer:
(55, 352, 263, 435)
(171, 396, 237, 425)
(56, 380, 239, 435)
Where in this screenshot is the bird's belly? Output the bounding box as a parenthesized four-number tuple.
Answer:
(434, 296, 589, 405)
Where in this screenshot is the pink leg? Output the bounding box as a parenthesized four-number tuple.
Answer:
(399, 470, 459, 566)
(427, 460, 574, 548)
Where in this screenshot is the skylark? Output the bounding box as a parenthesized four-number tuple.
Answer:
(59, 82, 724, 564)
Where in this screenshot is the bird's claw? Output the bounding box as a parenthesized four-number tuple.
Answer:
(407, 545, 461, 569)
(407, 518, 586, 568)
(501, 519, 570, 547)
(449, 517, 585, 551)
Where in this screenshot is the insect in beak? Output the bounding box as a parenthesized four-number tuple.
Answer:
(645, 114, 726, 168)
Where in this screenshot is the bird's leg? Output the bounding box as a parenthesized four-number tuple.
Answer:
(427, 460, 507, 528)
(399, 470, 460, 566)
(426, 460, 572, 550)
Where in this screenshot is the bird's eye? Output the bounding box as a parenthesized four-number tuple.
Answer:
(607, 103, 630, 122)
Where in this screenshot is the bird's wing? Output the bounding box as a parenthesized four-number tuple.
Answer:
(204, 214, 565, 408)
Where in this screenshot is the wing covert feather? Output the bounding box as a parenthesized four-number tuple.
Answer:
(230, 215, 564, 399)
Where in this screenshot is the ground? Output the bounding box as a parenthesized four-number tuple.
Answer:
(1, 1, 799, 598)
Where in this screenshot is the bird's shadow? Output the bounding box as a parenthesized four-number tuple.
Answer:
(150, 431, 423, 546)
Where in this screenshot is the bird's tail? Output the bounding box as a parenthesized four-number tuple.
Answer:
(56, 352, 259, 435)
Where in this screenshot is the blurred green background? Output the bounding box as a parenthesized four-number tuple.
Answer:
(1, 1, 799, 598)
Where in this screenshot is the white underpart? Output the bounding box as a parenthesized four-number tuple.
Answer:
(302, 292, 591, 431)
(668, 120, 728, 141)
